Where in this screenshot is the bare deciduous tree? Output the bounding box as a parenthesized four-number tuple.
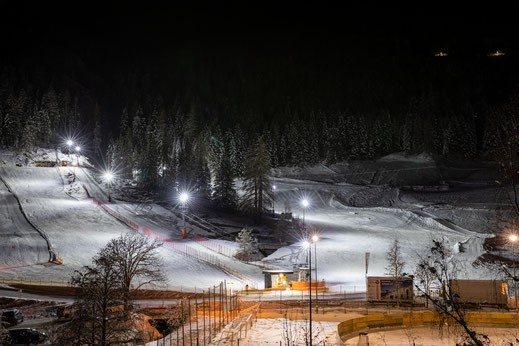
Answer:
(411, 238, 489, 346)
(385, 239, 406, 306)
(414, 256, 436, 308)
(70, 255, 127, 346)
(98, 232, 165, 306)
(65, 232, 165, 345)
(385, 239, 406, 278)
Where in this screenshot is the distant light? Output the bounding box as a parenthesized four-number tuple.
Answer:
(272, 185, 277, 190)
(104, 172, 113, 182)
(434, 51, 448, 57)
(301, 198, 309, 208)
(510, 234, 518, 242)
(75, 146, 81, 152)
(487, 50, 505, 57)
(179, 192, 190, 203)
(302, 240, 310, 249)
(67, 140, 73, 146)
(312, 234, 319, 243)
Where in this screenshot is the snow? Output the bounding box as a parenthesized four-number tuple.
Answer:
(0, 148, 504, 290)
(213, 318, 341, 345)
(0, 147, 511, 343)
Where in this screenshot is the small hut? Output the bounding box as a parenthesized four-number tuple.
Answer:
(263, 269, 294, 289)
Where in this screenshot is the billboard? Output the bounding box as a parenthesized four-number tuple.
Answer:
(367, 277, 414, 301)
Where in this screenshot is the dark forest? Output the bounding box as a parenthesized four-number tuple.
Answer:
(2, 4, 519, 205)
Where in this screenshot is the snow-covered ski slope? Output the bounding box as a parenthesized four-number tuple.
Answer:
(0, 149, 501, 292)
(262, 177, 496, 291)
(0, 163, 260, 290)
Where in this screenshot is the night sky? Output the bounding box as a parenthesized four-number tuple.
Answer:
(4, 3, 516, 67)
(2, 2, 519, 130)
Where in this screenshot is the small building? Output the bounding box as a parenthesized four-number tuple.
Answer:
(449, 279, 508, 307)
(263, 269, 294, 289)
(367, 276, 414, 302)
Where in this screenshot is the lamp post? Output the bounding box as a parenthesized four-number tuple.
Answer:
(179, 192, 189, 238)
(75, 146, 81, 166)
(301, 198, 309, 228)
(73, 146, 80, 182)
(272, 184, 276, 215)
(303, 240, 312, 345)
(104, 172, 113, 202)
(66, 140, 73, 161)
(312, 234, 319, 307)
(510, 234, 518, 309)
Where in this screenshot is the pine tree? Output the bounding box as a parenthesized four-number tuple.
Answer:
(195, 156, 212, 198)
(206, 126, 225, 174)
(241, 137, 272, 220)
(35, 106, 52, 146)
(322, 115, 340, 163)
(93, 120, 102, 157)
(357, 116, 370, 158)
(138, 117, 160, 190)
(2, 93, 22, 146)
(235, 227, 260, 261)
(21, 113, 38, 150)
(212, 153, 238, 210)
(278, 129, 289, 166)
(43, 85, 61, 135)
(302, 124, 319, 165)
(401, 120, 413, 156)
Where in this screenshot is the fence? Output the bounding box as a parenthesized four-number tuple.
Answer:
(194, 235, 238, 258)
(93, 198, 139, 231)
(0, 277, 71, 287)
(146, 281, 256, 346)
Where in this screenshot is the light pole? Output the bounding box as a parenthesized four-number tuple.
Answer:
(510, 234, 518, 309)
(301, 198, 309, 229)
(73, 146, 80, 182)
(104, 172, 113, 202)
(179, 192, 189, 238)
(75, 146, 81, 166)
(312, 234, 319, 306)
(303, 240, 312, 345)
(272, 184, 276, 215)
(66, 140, 73, 161)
